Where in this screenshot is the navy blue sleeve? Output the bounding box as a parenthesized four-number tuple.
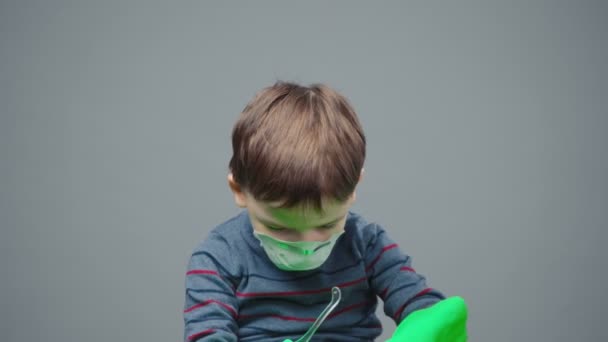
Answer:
(184, 232, 241, 341)
(363, 223, 446, 323)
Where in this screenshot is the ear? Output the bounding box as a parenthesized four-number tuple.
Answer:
(227, 173, 247, 208)
(349, 168, 365, 203)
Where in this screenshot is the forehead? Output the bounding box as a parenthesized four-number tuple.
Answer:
(252, 197, 347, 228)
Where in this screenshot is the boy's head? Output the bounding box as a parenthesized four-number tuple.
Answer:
(227, 81, 366, 242)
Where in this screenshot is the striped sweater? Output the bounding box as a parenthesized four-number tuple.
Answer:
(183, 210, 445, 341)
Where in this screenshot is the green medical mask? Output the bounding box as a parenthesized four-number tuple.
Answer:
(253, 230, 344, 271)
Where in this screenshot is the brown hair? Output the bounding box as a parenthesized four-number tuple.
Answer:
(228, 81, 366, 214)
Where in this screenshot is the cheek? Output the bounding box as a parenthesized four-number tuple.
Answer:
(252, 221, 273, 235)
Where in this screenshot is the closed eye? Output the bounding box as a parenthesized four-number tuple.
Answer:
(263, 217, 341, 231)
(267, 224, 334, 231)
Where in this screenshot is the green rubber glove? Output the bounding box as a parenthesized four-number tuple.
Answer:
(283, 296, 468, 342)
(386, 296, 468, 342)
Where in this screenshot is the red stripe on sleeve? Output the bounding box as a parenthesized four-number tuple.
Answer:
(188, 329, 215, 341)
(380, 287, 389, 299)
(365, 243, 398, 272)
(393, 288, 434, 321)
(184, 299, 237, 318)
(186, 269, 220, 276)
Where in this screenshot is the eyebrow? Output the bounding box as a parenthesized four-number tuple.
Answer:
(259, 216, 343, 230)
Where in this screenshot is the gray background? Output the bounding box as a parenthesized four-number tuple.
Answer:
(1, 1, 606, 341)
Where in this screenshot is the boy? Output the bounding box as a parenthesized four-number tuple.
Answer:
(184, 82, 456, 341)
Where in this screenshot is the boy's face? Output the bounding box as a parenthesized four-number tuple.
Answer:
(227, 172, 362, 242)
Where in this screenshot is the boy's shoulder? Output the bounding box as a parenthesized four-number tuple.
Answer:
(193, 210, 250, 252)
(344, 210, 388, 248)
(187, 211, 252, 278)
